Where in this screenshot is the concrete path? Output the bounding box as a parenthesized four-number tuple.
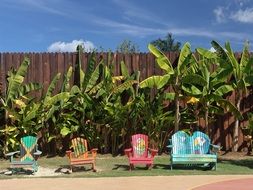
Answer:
(1, 175, 253, 190)
(192, 177, 253, 190)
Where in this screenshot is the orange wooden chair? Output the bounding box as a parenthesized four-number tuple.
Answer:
(124, 134, 158, 170)
(66, 137, 98, 172)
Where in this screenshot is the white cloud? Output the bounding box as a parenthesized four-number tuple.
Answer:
(95, 18, 213, 38)
(235, 0, 250, 7)
(214, 6, 227, 23)
(169, 28, 215, 38)
(111, 0, 167, 26)
(94, 17, 249, 41)
(2, 0, 67, 16)
(213, 1, 253, 24)
(47, 39, 95, 52)
(231, 8, 253, 23)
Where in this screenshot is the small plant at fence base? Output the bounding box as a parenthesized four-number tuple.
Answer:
(241, 113, 253, 154)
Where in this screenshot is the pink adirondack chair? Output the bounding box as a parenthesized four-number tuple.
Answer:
(124, 134, 158, 170)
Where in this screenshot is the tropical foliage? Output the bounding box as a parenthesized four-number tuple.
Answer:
(0, 58, 42, 154)
(150, 33, 181, 52)
(211, 41, 253, 151)
(116, 39, 140, 53)
(0, 40, 252, 156)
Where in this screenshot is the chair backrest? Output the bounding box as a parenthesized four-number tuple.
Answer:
(192, 131, 210, 154)
(171, 131, 211, 154)
(131, 134, 148, 158)
(171, 131, 190, 154)
(20, 136, 37, 162)
(71, 137, 88, 158)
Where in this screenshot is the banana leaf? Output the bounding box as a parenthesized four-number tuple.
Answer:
(140, 75, 170, 89)
(6, 58, 30, 102)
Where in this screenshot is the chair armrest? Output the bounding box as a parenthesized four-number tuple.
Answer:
(124, 148, 133, 157)
(167, 139, 173, 150)
(5, 151, 20, 162)
(5, 151, 20, 157)
(66, 150, 73, 159)
(34, 150, 42, 156)
(210, 144, 221, 154)
(148, 148, 158, 157)
(90, 148, 98, 158)
(167, 145, 173, 154)
(33, 150, 42, 160)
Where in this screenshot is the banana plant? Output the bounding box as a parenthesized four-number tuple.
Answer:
(93, 57, 138, 154)
(211, 41, 253, 151)
(133, 88, 175, 152)
(34, 69, 71, 155)
(147, 43, 198, 132)
(0, 57, 42, 154)
(58, 46, 102, 140)
(40, 47, 110, 153)
(182, 47, 242, 136)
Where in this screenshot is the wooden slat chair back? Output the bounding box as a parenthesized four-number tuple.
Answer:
(71, 137, 88, 158)
(171, 131, 190, 154)
(171, 131, 211, 154)
(192, 131, 210, 154)
(132, 134, 148, 158)
(20, 136, 37, 162)
(66, 137, 98, 172)
(124, 134, 158, 170)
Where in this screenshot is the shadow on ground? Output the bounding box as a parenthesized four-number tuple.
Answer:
(219, 158, 253, 169)
(113, 163, 215, 171)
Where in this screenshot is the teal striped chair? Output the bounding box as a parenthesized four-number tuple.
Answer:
(6, 136, 42, 174)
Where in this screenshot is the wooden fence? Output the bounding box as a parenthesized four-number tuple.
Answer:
(0, 52, 252, 151)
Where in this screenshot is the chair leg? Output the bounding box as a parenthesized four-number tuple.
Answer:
(92, 163, 97, 172)
(146, 164, 152, 169)
(33, 162, 38, 172)
(10, 168, 14, 175)
(129, 164, 134, 171)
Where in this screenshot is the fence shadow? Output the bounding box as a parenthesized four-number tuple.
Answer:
(219, 157, 253, 169)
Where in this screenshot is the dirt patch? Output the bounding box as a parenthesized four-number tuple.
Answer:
(0, 167, 64, 177)
(28, 167, 63, 177)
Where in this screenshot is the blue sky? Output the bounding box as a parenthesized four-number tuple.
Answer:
(0, 0, 253, 52)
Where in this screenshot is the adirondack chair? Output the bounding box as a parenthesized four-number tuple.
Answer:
(66, 137, 98, 172)
(124, 134, 158, 170)
(5, 136, 42, 174)
(168, 131, 220, 170)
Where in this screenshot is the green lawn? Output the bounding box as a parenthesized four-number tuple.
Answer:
(0, 154, 253, 178)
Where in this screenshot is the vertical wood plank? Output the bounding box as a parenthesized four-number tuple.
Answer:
(43, 53, 50, 94)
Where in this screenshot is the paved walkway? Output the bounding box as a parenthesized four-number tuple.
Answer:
(192, 178, 253, 190)
(1, 175, 253, 190)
